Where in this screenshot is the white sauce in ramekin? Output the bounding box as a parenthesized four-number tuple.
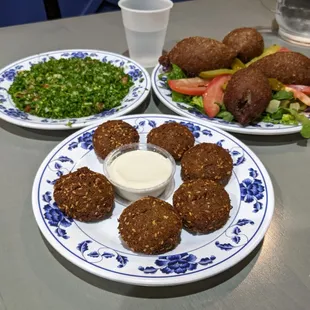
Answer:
(107, 150, 172, 190)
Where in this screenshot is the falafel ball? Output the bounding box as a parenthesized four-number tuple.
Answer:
(93, 120, 139, 160)
(118, 197, 182, 254)
(159, 37, 237, 76)
(224, 68, 272, 125)
(53, 167, 114, 222)
(223, 27, 264, 63)
(248, 51, 310, 85)
(173, 179, 231, 234)
(147, 122, 195, 161)
(181, 143, 233, 185)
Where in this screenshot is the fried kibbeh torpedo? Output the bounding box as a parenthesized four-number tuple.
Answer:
(223, 68, 272, 125)
(223, 27, 264, 63)
(147, 122, 195, 161)
(53, 167, 114, 222)
(173, 179, 231, 234)
(181, 143, 233, 185)
(118, 197, 182, 254)
(93, 120, 139, 160)
(159, 37, 237, 76)
(248, 51, 310, 85)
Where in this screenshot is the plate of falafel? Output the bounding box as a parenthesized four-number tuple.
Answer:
(152, 28, 310, 137)
(32, 114, 274, 286)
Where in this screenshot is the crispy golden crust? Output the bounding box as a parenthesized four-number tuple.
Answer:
(249, 51, 310, 85)
(147, 123, 195, 160)
(159, 37, 237, 76)
(118, 197, 182, 255)
(92, 120, 139, 160)
(173, 179, 231, 234)
(224, 68, 272, 125)
(181, 143, 233, 185)
(223, 27, 264, 63)
(53, 167, 114, 222)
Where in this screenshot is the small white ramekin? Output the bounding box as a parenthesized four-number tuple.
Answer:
(103, 143, 176, 202)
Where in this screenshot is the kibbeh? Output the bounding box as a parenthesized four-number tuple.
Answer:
(224, 68, 272, 125)
(223, 27, 264, 63)
(159, 37, 237, 76)
(249, 51, 310, 85)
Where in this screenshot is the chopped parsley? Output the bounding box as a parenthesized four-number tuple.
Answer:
(8, 57, 133, 119)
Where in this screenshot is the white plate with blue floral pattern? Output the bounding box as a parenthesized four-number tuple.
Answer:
(0, 49, 151, 130)
(152, 64, 304, 136)
(32, 114, 274, 286)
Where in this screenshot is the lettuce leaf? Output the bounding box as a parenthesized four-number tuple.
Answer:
(284, 108, 310, 138)
(216, 104, 234, 122)
(159, 64, 187, 82)
(172, 91, 191, 103)
(272, 90, 294, 100)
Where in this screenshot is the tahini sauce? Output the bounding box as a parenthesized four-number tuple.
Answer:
(107, 150, 172, 189)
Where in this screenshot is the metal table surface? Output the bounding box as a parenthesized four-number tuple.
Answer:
(0, 1, 309, 309)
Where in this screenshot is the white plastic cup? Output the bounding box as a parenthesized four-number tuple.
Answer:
(119, 0, 173, 68)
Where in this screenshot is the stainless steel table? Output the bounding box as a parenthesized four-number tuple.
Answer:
(1, 1, 309, 309)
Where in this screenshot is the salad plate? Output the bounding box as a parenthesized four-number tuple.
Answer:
(152, 64, 309, 136)
(0, 49, 151, 130)
(152, 30, 310, 136)
(32, 114, 274, 286)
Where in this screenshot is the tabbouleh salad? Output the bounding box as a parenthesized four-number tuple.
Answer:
(8, 57, 133, 119)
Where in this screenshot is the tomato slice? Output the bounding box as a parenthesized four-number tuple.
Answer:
(203, 75, 231, 118)
(168, 77, 210, 96)
(278, 47, 291, 52)
(286, 85, 310, 96)
(285, 86, 310, 106)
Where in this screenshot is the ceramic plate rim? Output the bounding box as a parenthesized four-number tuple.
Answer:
(32, 114, 275, 286)
(151, 64, 303, 136)
(0, 49, 151, 130)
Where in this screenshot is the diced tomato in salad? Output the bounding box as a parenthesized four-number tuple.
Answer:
(168, 77, 210, 96)
(203, 75, 231, 118)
